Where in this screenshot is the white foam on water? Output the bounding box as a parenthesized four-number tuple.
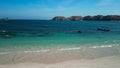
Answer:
(0, 50, 50, 54)
(89, 44, 118, 49)
(23, 50, 50, 53)
(59, 47, 81, 51)
(0, 52, 10, 55)
(22, 47, 81, 53)
(0, 44, 119, 54)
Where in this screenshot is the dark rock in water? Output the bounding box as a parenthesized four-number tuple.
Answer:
(66, 30, 82, 34)
(77, 30, 82, 33)
(52, 16, 66, 21)
(97, 28, 110, 32)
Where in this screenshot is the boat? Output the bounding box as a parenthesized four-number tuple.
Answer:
(97, 27, 110, 31)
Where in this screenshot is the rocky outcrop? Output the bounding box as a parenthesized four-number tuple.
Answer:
(83, 16, 94, 20)
(52, 16, 83, 21)
(93, 15, 103, 21)
(68, 16, 83, 21)
(52, 16, 66, 21)
(52, 15, 120, 21)
(102, 15, 120, 21)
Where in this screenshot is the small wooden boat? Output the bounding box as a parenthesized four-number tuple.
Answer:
(97, 27, 110, 31)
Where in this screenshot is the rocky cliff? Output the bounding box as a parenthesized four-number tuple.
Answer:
(52, 16, 66, 21)
(52, 15, 120, 21)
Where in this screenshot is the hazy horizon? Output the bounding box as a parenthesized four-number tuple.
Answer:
(0, 0, 120, 19)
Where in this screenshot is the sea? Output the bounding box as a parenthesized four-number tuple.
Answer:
(0, 20, 120, 63)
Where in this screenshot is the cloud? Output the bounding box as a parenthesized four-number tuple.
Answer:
(97, 0, 114, 6)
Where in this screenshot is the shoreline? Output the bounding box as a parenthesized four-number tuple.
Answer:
(0, 45, 119, 65)
(0, 44, 118, 55)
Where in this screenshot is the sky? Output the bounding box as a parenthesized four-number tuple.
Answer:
(0, 0, 120, 19)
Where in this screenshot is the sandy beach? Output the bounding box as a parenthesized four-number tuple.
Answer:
(0, 46, 120, 68)
(0, 55, 120, 68)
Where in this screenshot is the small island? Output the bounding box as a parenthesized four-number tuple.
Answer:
(0, 18, 9, 21)
(52, 15, 120, 21)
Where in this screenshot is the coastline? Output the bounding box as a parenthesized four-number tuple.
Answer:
(52, 15, 120, 21)
(0, 45, 119, 65)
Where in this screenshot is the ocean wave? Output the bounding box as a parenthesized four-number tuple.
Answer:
(89, 45, 112, 48)
(0, 52, 10, 54)
(59, 44, 118, 51)
(0, 44, 119, 54)
(89, 44, 119, 48)
(59, 47, 81, 51)
(23, 50, 50, 53)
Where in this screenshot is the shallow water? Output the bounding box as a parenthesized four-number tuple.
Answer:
(0, 20, 120, 52)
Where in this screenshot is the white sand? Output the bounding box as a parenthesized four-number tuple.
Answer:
(0, 46, 120, 68)
(0, 56, 120, 68)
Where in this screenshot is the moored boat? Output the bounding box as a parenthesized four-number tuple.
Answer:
(97, 27, 110, 31)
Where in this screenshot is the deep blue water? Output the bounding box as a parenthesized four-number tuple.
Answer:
(0, 20, 120, 52)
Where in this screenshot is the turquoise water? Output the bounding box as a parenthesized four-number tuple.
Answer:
(0, 20, 120, 52)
